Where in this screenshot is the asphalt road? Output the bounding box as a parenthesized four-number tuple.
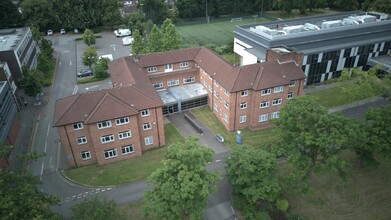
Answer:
(27, 32, 236, 220)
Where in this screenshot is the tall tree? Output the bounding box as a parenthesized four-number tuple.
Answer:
(139, 0, 170, 24)
(0, 0, 22, 29)
(161, 19, 181, 51)
(20, 0, 58, 31)
(71, 196, 123, 220)
(23, 69, 42, 97)
(131, 29, 144, 56)
(82, 29, 96, 46)
(146, 25, 163, 53)
(274, 96, 349, 191)
(366, 105, 391, 160)
(126, 10, 147, 35)
(176, 0, 203, 19)
(102, 0, 123, 28)
(82, 46, 98, 69)
(143, 137, 219, 219)
(226, 145, 281, 204)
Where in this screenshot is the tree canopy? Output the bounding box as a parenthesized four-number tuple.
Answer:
(82, 46, 98, 69)
(71, 196, 123, 220)
(0, 0, 22, 29)
(226, 145, 281, 204)
(82, 29, 96, 46)
(139, 0, 170, 24)
(143, 137, 219, 219)
(131, 29, 144, 56)
(161, 19, 181, 51)
(274, 96, 349, 191)
(145, 25, 163, 53)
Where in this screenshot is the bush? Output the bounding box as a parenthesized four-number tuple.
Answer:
(275, 199, 289, 212)
(94, 59, 109, 79)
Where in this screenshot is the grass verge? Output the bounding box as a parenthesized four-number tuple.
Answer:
(64, 124, 183, 186)
(77, 76, 109, 84)
(121, 200, 150, 220)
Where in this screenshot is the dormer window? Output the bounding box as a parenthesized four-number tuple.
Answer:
(180, 62, 189, 68)
(147, 67, 157, 73)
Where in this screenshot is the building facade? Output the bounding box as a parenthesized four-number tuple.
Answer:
(0, 27, 39, 85)
(234, 11, 391, 85)
(54, 47, 305, 167)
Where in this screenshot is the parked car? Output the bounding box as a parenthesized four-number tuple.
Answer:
(77, 69, 93, 78)
(114, 28, 131, 37)
(98, 54, 113, 62)
(47, 30, 53, 36)
(73, 28, 79, 34)
(60, 29, 66, 34)
(122, 36, 134, 45)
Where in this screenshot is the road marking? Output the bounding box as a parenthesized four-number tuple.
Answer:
(44, 142, 47, 153)
(72, 85, 78, 94)
(59, 62, 61, 67)
(61, 188, 114, 203)
(70, 60, 72, 66)
(110, 44, 116, 51)
(40, 163, 44, 181)
(49, 156, 53, 168)
(215, 159, 221, 162)
(56, 142, 61, 169)
(85, 85, 98, 91)
(46, 123, 50, 136)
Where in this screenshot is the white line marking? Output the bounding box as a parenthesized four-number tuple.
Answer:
(215, 159, 221, 162)
(49, 156, 53, 168)
(46, 123, 50, 136)
(59, 62, 61, 67)
(70, 60, 72, 66)
(72, 85, 78, 94)
(44, 142, 47, 153)
(231, 206, 235, 215)
(85, 85, 98, 90)
(40, 163, 44, 181)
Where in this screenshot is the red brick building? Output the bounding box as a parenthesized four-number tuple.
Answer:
(53, 47, 305, 167)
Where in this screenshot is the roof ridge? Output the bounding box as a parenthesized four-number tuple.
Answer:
(229, 66, 242, 91)
(252, 65, 264, 90)
(85, 92, 109, 122)
(131, 85, 162, 105)
(53, 93, 81, 126)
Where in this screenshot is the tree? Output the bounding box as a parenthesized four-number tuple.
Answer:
(126, 10, 147, 35)
(82, 46, 98, 69)
(145, 25, 163, 53)
(131, 30, 144, 56)
(139, 0, 170, 24)
(20, 0, 58, 31)
(334, 0, 359, 10)
(94, 59, 109, 79)
(71, 196, 123, 220)
(273, 96, 349, 191)
(24, 69, 42, 97)
(0, 0, 22, 29)
(226, 145, 281, 204)
(143, 137, 219, 219)
(82, 29, 96, 46)
(366, 105, 391, 160)
(363, 0, 391, 14)
(176, 0, 203, 19)
(102, 0, 123, 28)
(161, 19, 181, 51)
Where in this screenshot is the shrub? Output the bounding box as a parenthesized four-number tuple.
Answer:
(275, 199, 289, 212)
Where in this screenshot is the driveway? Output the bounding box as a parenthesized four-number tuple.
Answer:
(166, 111, 235, 220)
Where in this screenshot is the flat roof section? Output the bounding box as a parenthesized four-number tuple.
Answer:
(0, 28, 29, 51)
(158, 83, 208, 106)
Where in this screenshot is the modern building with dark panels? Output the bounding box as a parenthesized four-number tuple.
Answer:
(0, 27, 39, 85)
(234, 11, 391, 85)
(0, 81, 20, 146)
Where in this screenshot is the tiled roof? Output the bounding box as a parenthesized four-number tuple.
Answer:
(53, 86, 162, 126)
(138, 47, 201, 67)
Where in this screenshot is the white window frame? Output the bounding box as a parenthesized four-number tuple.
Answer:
(214, 80, 219, 87)
(241, 90, 248, 97)
(164, 64, 173, 72)
(145, 136, 153, 145)
(289, 80, 296, 87)
(223, 113, 228, 122)
(224, 89, 230, 96)
(167, 79, 179, 87)
(224, 100, 229, 109)
(152, 82, 163, 89)
(101, 134, 114, 143)
(271, 111, 280, 119)
(104, 148, 118, 159)
(180, 62, 189, 68)
(97, 120, 112, 129)
(239, 115, 247, 123)
(183, 76, 195, 84)
(118, 130, 132, 140)
(272, 98, 282, 106)
(147, 66, 157, 73)
(213, 103, 218, 111)
(81, 151, 91, 160)
(259, 114, 268, 122)
(261, 88, 271, 96)
(214, 91, 219, 99)
(143, 122, 152, 130)
(288, 92, 293, 99)
(240, 102, 247, 109)
(77, 136, 87, 145)
(141, 109, 150, 117)
(208, 86, 212, 92)
(116, 117, 129, 125)
(260, 101, 270, 108)
(73, 122, 83, 130)
(121, 145, 134, 155)
(274, 86, 284, 93)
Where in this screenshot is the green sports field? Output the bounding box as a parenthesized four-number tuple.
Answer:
(177, 18, 270, 47)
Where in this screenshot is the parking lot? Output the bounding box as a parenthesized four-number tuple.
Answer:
(75, 31, 132, 92)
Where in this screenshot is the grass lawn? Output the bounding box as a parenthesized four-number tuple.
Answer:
(177, 18, 269, 48)
(191, 106, 279, 148)
(64, 124, 183, 186)
(279, 152, 391, 220)
(307, 83, 384, 108)
(121, 200, 150, 220)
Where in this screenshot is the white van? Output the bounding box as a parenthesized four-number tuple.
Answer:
(114, 28, 131, 37)
(122, 36, 134, 45)
(98, 54, 113, 62)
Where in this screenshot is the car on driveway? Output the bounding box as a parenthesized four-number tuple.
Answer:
(60, 29, 66, 34)
(47, 30, 53, 36)
(122, 36, 134, 45)
(77, 69, 93, 78)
